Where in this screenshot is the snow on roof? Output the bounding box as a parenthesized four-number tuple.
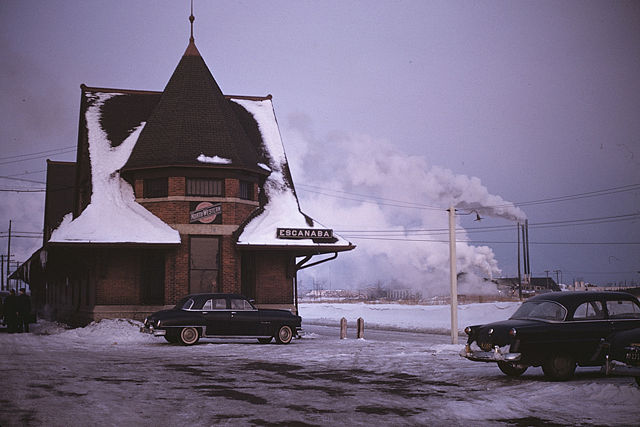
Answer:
(197, 153, 232, 164)
(49, 93, 180, 245)
(232, 98, 353, 250)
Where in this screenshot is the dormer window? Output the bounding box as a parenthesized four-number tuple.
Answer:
(186, 178, 223, 197)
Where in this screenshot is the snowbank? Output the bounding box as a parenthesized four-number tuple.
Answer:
(299, 301, 520, 334)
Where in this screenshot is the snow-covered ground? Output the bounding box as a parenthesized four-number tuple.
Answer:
(299, 301, 521, 334)
(1, 302, 639, 426)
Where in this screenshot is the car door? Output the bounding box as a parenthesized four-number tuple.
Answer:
(567, 299, 611, 363)
(202, 297, 231, 336)
(227, 297, 260, 336)
(606, 298, 640, 334)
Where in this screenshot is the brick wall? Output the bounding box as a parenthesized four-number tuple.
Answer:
(255, 253, 294, 304)
(95, 251, 140, 305)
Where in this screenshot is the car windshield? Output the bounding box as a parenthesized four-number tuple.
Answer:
(176, 297, 195, 310)
(510, 301, 567, 321)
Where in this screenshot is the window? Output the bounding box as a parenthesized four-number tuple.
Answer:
(203, 298, 227, 310)
(240, 181, 253, 200)
(606, 300, 640, 319)
(573, 301, 604, 320)
(143, 178, 168, 198)
(510, 301, 567, 321)
(181, 298, 195, 310)
(230, 298, 254, 310)
(186, 178, 223, 197)
(189, 236, 220, 294)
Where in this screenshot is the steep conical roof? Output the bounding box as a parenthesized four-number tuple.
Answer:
(123, 39, 261, 172)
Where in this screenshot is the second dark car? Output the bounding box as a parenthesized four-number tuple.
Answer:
(460, 291, 640, 380)
(141, 293, 302, 345)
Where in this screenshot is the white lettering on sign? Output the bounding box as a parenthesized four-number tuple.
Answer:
(276, 228, 334, 240)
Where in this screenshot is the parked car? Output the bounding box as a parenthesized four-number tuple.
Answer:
(140, 293, 302, 345)
(460, 291, 640, 380)
(602, 327, 640, 386)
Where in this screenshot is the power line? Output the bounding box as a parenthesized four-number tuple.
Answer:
(0, 145, 76, 161)
(336, 212, 640, 235)
(0, 175, 46, 184)
(0, 146, 76, 166)
(298, 182, 640, 211)
(342, 235, 640, 245)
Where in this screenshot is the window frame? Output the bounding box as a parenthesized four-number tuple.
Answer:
(186, 178, 224, 197)
(143, 177, 168, 198)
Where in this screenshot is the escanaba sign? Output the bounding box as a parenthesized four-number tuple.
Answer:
(276, 227, 334, 240)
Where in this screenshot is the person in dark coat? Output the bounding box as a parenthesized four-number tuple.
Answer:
(4, 289, 18, 333)
(17, 288, 31, 333)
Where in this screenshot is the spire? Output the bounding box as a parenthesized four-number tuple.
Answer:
(189, 0, 195, 42)
(184, 0, 200, 57)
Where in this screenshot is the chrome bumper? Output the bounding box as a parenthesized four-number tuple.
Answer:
(460, 343, 521, 362)
(603, 357, 640, 377)
(140, 326, 166, 336)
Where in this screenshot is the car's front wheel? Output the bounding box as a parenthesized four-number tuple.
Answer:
(178, 327, 200, 346)
(275, 325, 293, 344)
(542, 353, 576, 381)
(164, 330, 179, 344)
(497, 361, 528, 377)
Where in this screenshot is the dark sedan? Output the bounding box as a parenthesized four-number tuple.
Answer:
(460, 291, 640, 380)
(141, 293, 302, 345)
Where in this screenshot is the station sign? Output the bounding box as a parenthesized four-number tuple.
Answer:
(190, 202, 222, 224)
(276, 227, 334, 241)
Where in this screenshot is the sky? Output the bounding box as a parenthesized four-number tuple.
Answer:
(1, 1, 639, 291)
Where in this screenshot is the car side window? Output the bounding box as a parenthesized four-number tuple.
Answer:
(230, 298, 252, 310)
(203, 299, 227, 310)
(573, 301, 604, 320)
(607, 300, 640, 319)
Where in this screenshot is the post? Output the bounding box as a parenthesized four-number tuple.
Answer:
(340, 317, 347, 339)
(448, 206, 458, 344)
(357, 317, 364, 339)
(7, 220, 11, 290)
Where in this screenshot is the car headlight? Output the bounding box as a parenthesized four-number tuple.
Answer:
(509, 328, 517, 337)
(143, 317, 148, 325)
(464, 326, 472, 335)
(156, 320, 162, 328)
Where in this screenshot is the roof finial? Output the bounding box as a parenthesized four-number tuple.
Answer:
(189, 0, 195, 42)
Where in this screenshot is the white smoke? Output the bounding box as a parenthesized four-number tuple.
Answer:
(283, 115, 525, 296)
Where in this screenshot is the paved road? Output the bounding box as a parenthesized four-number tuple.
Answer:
(1, 324, 639, 426)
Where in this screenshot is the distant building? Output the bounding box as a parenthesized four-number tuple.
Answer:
(12, 19, 354, 324)
(495, 277, 560, 296)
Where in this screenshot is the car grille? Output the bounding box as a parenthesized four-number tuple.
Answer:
(478, 341, 493, 352)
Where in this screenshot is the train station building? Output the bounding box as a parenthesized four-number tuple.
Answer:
(13, 26, 354, 325)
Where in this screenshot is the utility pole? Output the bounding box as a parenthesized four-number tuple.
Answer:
(7, 220, 11, 290)
(545, 270, 550, 289)
(448, 206, 458, 345)
(1, 254, 4, 291)
(554, 270, 561, 288)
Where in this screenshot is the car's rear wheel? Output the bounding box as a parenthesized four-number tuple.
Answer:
(542, 353, 576, 381)
(178, 327, 200, 346)
(497, 361, 528, 377)
(257, 337, 273, 344)
(275, 325, 293, 344)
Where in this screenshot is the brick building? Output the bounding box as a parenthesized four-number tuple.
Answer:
(13, 31, 354, 325)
